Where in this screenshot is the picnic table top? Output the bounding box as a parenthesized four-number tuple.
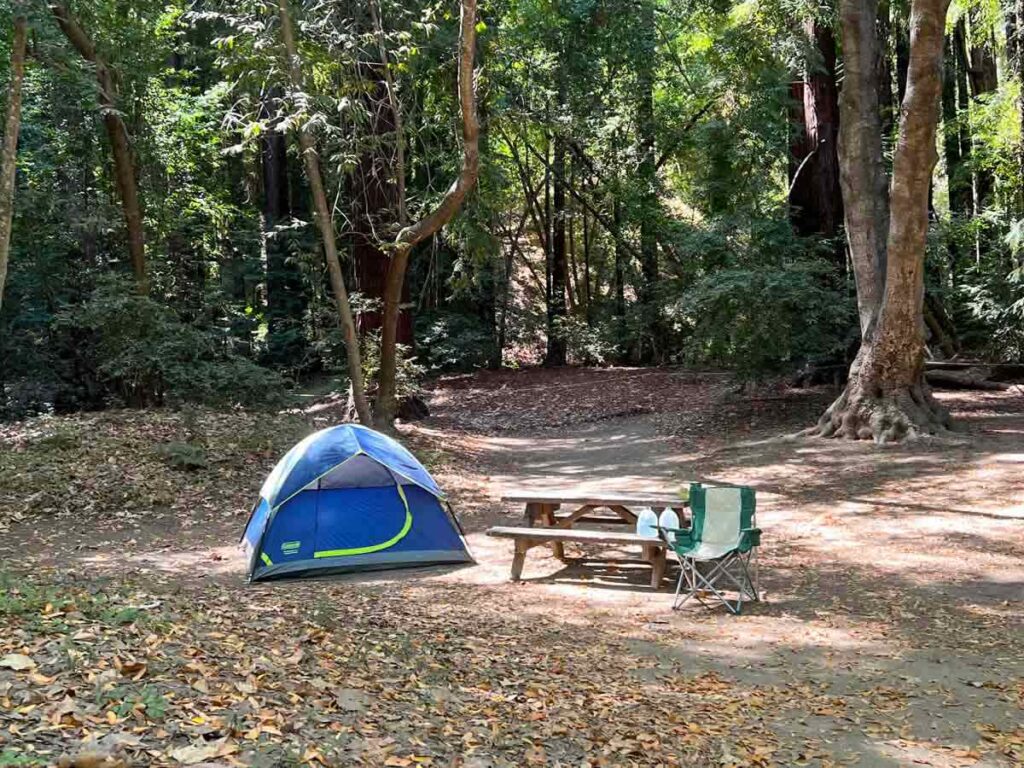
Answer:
(501, 490, 687, 507)
(487, 525, 665, 546)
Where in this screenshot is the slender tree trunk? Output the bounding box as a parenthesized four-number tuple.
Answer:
(259, 90, 309, 368)
(953, 20, 973, 214)
(0, 13, 27, 314)
(582, 205, 592, 324)
(276, 0, 371, 424)
(1010, 0, 1024, 206)
(968, 20, 998, 208)
(374, 0, 479, 427)
(942, 33, 969, 216)
(50, 3, 147, 293)
(613, 199, 626, 318)
(636, 0, 659, 362)
(879, 0, 897, 141)
(810, 0, 952, 441)
(545, 89, 568, 366)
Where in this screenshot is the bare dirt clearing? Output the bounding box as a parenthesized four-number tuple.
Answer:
(1, 368, 1022, 767)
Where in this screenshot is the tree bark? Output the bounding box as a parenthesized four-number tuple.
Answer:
(276, 0, 372, 424)
(374, 0, 479, 427)
(352, 6, 412, 346)
(0, 12, 27, 314)
(613, 199, 626, 318)
(837, 0, 889, 336)
(50, 3, 147, 293)
(810, 0, 952, 441)
(788, 17, 844, 248)
(941, 29, 970, 217)
(545, 83, 568, 366)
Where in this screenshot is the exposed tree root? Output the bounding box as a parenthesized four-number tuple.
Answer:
(803, 378, 951, 443)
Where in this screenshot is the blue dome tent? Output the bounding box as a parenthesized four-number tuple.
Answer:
(242, 424, 472, 581)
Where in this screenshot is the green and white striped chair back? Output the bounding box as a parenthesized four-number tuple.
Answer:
(703, 487, 743, 546)
(686, 483, 756, 560)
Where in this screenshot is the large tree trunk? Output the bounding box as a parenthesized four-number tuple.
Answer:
(789, 18, 844, 247)
(810, 0, 952, 441)
(836, 0, 889, 335)
(50, 3, 147, 293)
(277, 0, 372, 424)
(374, 0, 479, 427)
(0, 12, 27, 314)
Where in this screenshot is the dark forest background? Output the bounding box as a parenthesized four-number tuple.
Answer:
(1, 0, 1022, 420)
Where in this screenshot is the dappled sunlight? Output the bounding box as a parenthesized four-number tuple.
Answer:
(3, 383, 1022, 766)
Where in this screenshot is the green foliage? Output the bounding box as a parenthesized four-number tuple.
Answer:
(555, 316, 619, 366)
(52, 277, 288, 410)
(416, 311, 497, 371)
(154, 441, 209, 471)
(675, 258, 855, 379)
(358, 331, 426, 404)
(0, 750, 48, 767)
(99, 684, 170, 721)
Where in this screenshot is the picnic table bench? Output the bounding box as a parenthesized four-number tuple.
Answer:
(487, 490, 689, 589)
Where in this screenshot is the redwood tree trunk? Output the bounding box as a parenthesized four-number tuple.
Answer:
(0, 12, 27, 313)
(810, 0, 952, 441)
(788, 18, 844, 247)
(260, 91, 308, 368)
(968, 22, 998, 208)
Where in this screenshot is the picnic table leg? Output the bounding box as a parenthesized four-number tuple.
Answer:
(524, 502, 540, 526)
(542, 503, 566, 561)
(650, 548, 667, 589)
(510, 540, 529, 581)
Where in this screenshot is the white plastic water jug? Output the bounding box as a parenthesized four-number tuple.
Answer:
(658, 508, 680, 544)
(635, 507, 658, 538)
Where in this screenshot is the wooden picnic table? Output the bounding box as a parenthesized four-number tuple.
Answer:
(492, 490, 690, 588)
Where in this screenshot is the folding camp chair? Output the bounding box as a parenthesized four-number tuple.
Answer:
(660, 483, 760, 614)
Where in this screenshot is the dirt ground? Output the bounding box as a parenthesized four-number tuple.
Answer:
(1, 368, 1022, 767)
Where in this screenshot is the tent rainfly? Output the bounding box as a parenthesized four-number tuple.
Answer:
(242, 424, 472, 581)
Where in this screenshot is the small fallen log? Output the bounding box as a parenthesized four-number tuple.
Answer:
(924, 366, 1011, 391)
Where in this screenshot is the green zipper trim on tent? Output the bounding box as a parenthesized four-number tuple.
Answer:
(261, 552, 273, 566)
(313, 481, 412, 559)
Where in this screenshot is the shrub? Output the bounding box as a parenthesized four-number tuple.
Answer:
(673, 259, 855, 379)
(53, 277, 289, 409)
(154, 441, 209, 471)
(555, 316, 619, 366)
(415, 310, 497, 371)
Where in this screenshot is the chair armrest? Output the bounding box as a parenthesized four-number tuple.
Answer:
(739, 527, 761, 552)
(657, 525, 694, 547)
